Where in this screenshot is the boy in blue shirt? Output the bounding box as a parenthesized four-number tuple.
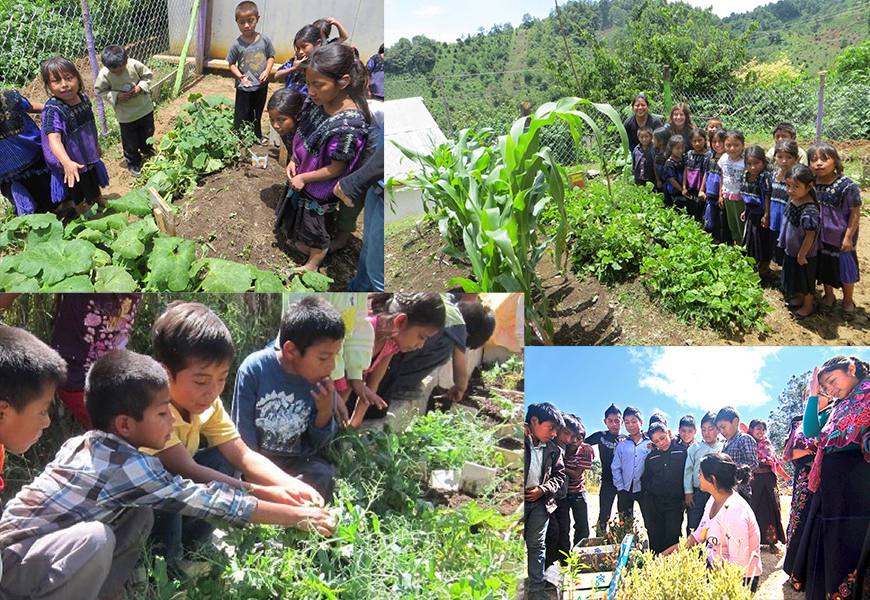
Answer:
(232, 296, 344, 502)
(611, 406, 651, 525)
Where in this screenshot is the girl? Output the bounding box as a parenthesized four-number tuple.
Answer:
(768, 139, 799, 266)
(664, 135, 687, 213)
(718, 130, 746, 245)
(665, 102, 694, 143)
(792, 357, 870, 600)
(275, 26, 323, 96)
(700, 129, 729, 243)
(40, 56, 109, 216)
(740, 145, 773, 275)
(281, 44, 370, 273)
(747, 419, 788, 551)
(652, 126, 671, 204)
(661, 453, 762, 593)
(0, 90, 52, 215)
(267, 87, 304, 153)
(348, 293, 445, 428)
(808, 143, 861, 319)
(313, 17, 349, 44)
(683, 128, 709, 223)
(778, 164, 820, 319)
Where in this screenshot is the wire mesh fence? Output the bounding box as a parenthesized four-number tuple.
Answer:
(388, 68, 870, 168)
(1, 0, 198, 134)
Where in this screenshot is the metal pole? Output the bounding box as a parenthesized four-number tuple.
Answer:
(80, 0, 107, 135)
(816, 70, 826, 145)
(195, 0, 208, 74)
(663, 65, 672, 116)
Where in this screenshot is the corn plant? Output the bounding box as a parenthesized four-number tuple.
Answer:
(390, 97, 629, 344)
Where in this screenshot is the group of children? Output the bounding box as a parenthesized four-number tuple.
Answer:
(0, 292, 499, 598)
(631, 101, 862, 320)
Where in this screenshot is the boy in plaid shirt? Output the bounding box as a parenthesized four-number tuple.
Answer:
(716, 405, 758, 502)
(0, 350, 335, 600)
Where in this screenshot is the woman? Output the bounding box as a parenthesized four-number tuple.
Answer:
(664, 102, 694, 142)
(623, 94, 663, 151)
(791, 355, 870, 600)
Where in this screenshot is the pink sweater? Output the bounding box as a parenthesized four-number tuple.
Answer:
(692, 492, 762, 578)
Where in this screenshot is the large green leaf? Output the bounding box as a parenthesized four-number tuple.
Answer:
(108, 187, 152, 217)
(41, 275, 95, 292)
(147, 237, 196, 291)
(0, 270, 40, 291)
(94, 266, 138, 292)
(253, 270, 287, 292)
(300, 270, 334, 292)
(110, 218, 159, 260)
(12, 238, 96, 284)
(196, 258, 253, 292)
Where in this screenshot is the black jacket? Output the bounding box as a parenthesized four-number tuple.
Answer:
(641, 443, 687, 504)
(524, 435, 565, 514)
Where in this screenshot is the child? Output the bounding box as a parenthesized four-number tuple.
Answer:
(715, 406, 758, 502)
(227, 1, 275, 142)
(768, 139, 800, 266)
(663, 453, 762, 593)
(232, 297, 344, 502)
(700, 128, 729, 243)
(631, 125, 655, 186)
(524, 402, 565, 600)
(348, 293, 446, 427)
(684, 128, 709, 222)
(546, 413, 583, 569)
(564, 417, 593, 547)
(611, 406, 651, 524)
(765, 123, 808, 167)
(741, 145, 773, 275)
(313, 17, 349, 44)
(809, 143, 862, 319)
(778, 164, 820, 319)
(267, 87, 305, 155)
(705, 117, 723, 138)
(674, 414, 696, 450)
(642, 422, 687, 554)
(0, 350, 335, 600)
(747, 419, 788, 551)
(274, 25, 324, 96)
(40, 56, 109, 216)
(147, 301, 325, 566)
(282, 44, 369, 273)
(664, 135, 688, 212)
(585, 404, 625, 534)
(0, 90, 52, 215)
(652, 126, 670, 203)
(684, 411, 723, 535)
(366, 44, 385, 101)
(94, 44, 154, 178)
(719, 130, 747, 244)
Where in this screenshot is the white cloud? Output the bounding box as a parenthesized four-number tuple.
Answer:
(412, 6, 445, 17)
(651, 407, 672, 423)
(635, 347, 782, 411)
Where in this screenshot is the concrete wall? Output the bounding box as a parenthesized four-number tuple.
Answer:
(387, 187, 425, 223)
(169, 0, 383, 67)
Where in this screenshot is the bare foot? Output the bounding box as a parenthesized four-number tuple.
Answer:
(74, 201, 91, 215)
(330, 231, 349, 252)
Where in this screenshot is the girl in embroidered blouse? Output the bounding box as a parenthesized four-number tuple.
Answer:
(0, 90, 52, 215)
(661, 452, 762, 593)
(747, 419, 788, 551)
(796, 355, 870, 600)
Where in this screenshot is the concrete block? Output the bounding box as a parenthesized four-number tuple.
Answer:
(461, 461, 498, 495)
(495, 446, 523, 468)
(429, 469, 461, 492)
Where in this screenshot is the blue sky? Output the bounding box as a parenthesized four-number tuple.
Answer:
(386, 0, 775, 45)
(525, 347, 866, 453)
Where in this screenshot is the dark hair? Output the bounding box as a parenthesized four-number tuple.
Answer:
(647, 422, 668, 438)
(632, 93, 651, 107)
(807, 143, 844, 175)
(457, 301, 495, 349)
(561, 413, 582, 436)
(744, 145, 768, 168)
(280, 296, 345, 354)
(652, 126, 670, 147)
(379, 43, 384, 54)
(700, 410, 717, 427)
(817, 355, 870, 387)
(724, 129, 745, 145)
(623, 406, 643, 422)
(101, 45, 128, 70)
(774, 139, 799, 160)
(638, 125, 654, 136)
(573, 415, 586, 439)
(0, 327, 67, 412)
(267, 87, 304, 122)
(86, 350, 168, 431)
(294, 24, 324, 47)
(306, 44, 372, 123)
(748, 419, 766, 432)
(706, 117, 723, 127)
(41, 56, 84, 97)
(785, 164, 819, 204)
(690, 127, 707, 142)
(715, 406, 740, 424)
(700, 452, 751, 491)
(772, 122, 797, 138)
(151, 302, 235, 376)
(235, 1, 258, 19)
(679, 415, 696, 429)
(711, 128, 727, 144)
(604, 403, 621, 419)
(667, 134, 686, 156)
(370, 293, 446, 331)
(649, 412, 667, 427)
(312, 18, 333, 40)
(525, 402, 564, 428)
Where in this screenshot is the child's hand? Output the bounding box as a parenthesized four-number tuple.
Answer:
(62, 160, 84, 187)
(740, 211, 746, 222)
(286, 161, 297, 180)
(841, 238, 854, 253)
(258, 69, 269, 83)
(446, 384, 466, 404)
(350, 379, 387, 411)
(524, 486, 544, 502)
(310, 378, 335, 415)
(326, 16, 338, 25)
(797, 253, 808, 266)
(718, 197, 725, 210)
(240, 76, 253, 88)
(281, 477, 326, 508)
(286, 505, 337, 536)
(809, 366, 821, 397)
(333, 181, 354, 207)
(581, 443, 594, 459)
(698, 190, 706, 200)
(761, 214, 769, 228)
(290, 173, 306, 191)
(682, 187, 688, 196)
(685, 493, 695, 508)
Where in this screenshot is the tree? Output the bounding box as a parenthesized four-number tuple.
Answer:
(521, 12, 536, 29)
(767, 371, 811, 474)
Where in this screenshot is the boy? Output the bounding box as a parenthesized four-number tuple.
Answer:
(233, 296, 344, 502)
(545, 413, 584, 570)
(705, 118, 723, 138)
(148, 301, 323, 566)
(611, 406, 651, 525)
(227, 1, 275, 142)
(684, 411, 722, 535)
(524, 403, 565, 600)
(765, 122, 808, 166)
(564, 416, 593, 547)
(641, 422, 687, 554)
(0, 350, 334, 600)
(631, 125, 656, 186)
(674, 414, 697, 450)
(716, 406, 758, 502)
(585, 403, 625, 533)
(94, 45, 154, 178)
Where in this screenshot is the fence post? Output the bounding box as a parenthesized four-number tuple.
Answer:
(816, 70, 826, 145)
(80, 0, 107, 135)
(438, 76, 454, 138)
(663, 65, 672, 116)
(195, 0, 209, 75)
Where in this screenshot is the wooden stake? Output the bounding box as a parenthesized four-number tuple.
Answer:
(149, 187, 176, 236)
